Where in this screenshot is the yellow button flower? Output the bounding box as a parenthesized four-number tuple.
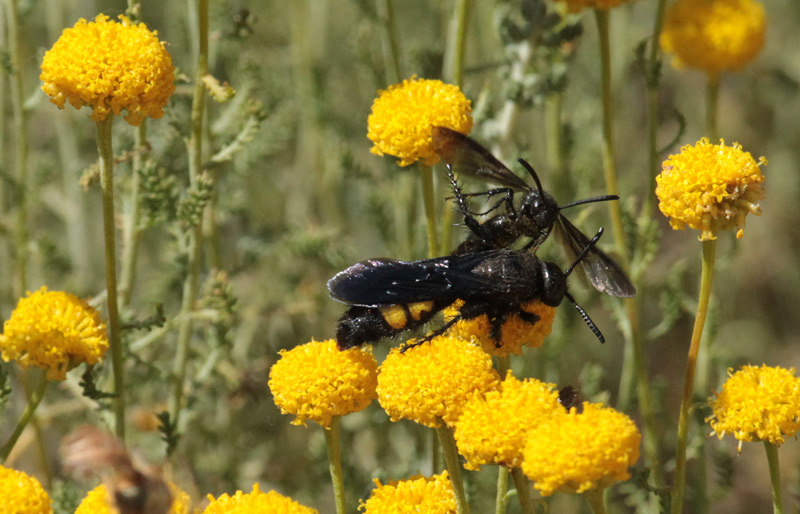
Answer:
(0, 465, 52, 514)
(445, 300, 556, 356)
(660, 0, 766, 77)
(708, 364, 800, 450)
(377, 335, 500, 428)
(554, 0, 632, 13)
(359, 472, 456, 514)
(454, 372, 562, 470)
(269, 339, 378, 428)
(40, 14, 175, 126)
(655, 138, 766, 241)
(0, 287, 108, 381)
(202, 483, 317, 514)
(367, 77, 473, 167)
(75, 482, 191, 514)
(522, 402, 641, 496)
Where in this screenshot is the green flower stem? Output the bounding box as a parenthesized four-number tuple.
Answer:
(324, 416, 347, 514)
(419, 164, 439, 258)
(510, 467, 536, 514)
(645, 0, 668, 214)
(97, 116, 126, 440)
(443, 0, 471, 87)
(436, 421, 470, 514)
(495, 466, 510, 514)
(119, 121, 148, 310)
(585, 487, 608, 514)
(706, 74, 720, 142)
(671, 239, 717, 514)
(0, 370, 48, 462)
(378, 0, 403, 84)
(764, 441, 784, 514)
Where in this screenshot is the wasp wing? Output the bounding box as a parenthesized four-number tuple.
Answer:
(555, 216, 637, 298)
(327, 252, 501, 307)
(431, 126, 531, 190)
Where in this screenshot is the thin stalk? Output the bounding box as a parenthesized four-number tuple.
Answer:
(119, 122, 148, 310)
(671, 239, 717, 514)
(97, 116, 126, 440)
(443, 0, 471, 87)
(436, 422, 470, 514)
(510, 467, 536, 514)
(495, 466, 510, 514)
(764, 441, 784, 514)
(170, 0, 209, 429)
(584, 488, 607, 514)
(324, 416, 347, 514)
(706, 75, 720, 142)
(377, 0, 402, 84)
(419, 164, 439, 257)
(644, 0, 668, 214)
(0, 371, 48, 462)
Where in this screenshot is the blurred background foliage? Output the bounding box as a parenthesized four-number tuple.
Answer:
(1, 0, 800, 512)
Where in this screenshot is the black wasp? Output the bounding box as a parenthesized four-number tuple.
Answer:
(328, 228, 607, 350)
(431, 126, 636, 298)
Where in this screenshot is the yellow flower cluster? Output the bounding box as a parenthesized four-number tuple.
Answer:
(709, 364, 800, 448)
(377, 335, 499, 427)
(359, 472, 456, 514)
(656, 138, 766, 241)
(445, 300, 556, 356)
(0, 287, 108, 380)
(0, 465, 52, 514)
(554, 0, 632, 13)
(202, 483, 317, 514)
(40, 14, 175, 126)
(454, 373, 562, 470)
(269, 339, 378, 427)
(522, 403, 641, 496)
(75, 483, 192, 514)
(660, 0, 766, 76)
(367, 77, 473, 167)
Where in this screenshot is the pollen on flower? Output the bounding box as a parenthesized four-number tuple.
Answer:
(359, 472, 456, 514)
(40, 14, 176, 126)
(554, 0, 633, 13)
(377, 334, 500, 428)
(454, 372, 562, 470)
(76, 483, 192, 514)
(0, 465, 52, 514)
(0, 287, 108, 381)
(708, 364, 800, 449)
(202, 483, 318, 514)
(655, 138, 766, 241)
(268, 339, 378, 428)
(660, 0, 766, 76)
(445, 300, 555, 356)
(367, 77, 473, 167)
(521, 402, 641, 496)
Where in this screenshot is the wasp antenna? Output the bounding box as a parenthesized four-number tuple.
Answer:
(564, 228, 604, 277)
(517, 159, 545, 195)
(560, 195, 620, 210)
(565, 291, 605, 343)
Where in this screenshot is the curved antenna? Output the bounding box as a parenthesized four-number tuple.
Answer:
(564, 227, 603, 277)
(560, 194, 619, 210)
(517, 159, 544, 195)
(565, 291, 605, 343)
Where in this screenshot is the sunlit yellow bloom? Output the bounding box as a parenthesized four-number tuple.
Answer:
(367, 77, 473, 167)
(269, 339, 378, 428)
(0, 465, 52, 514)
(522, 402, 641, 496)
(454, 372, 562, 470)
(75, 482, 191, 514)
(708, 364, 800, 450)
(359, 471, 456, 514)
(554, 0, 632, 13)
(0, 287, 108, 381)
(660, 0, 766, 77)
(445, 300, 555, 356)
(656, 138, 766, 241)
(41, 14, 175, 126)
(202, 483, 317, 514)
(377, 335, 499, 428)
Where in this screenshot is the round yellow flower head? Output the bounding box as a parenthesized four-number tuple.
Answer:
(522, 402, 641, 496)
(0, 287, 108, 381)
(202, 483, 317, 514)
(269, 339, 378, 428)
(454, 372, 562, 470)
(377, 335, 500, 428)
(40, 14, 176, 126)
(656, 138, 766, 241)
(0, 465, 52, 514)
(367, 77, 473, 167)
(554, 0, 632, 13)
(660, 0, 766, 77)
(359, 471, 456, 514)
(444, 300, 555, 356)
(708, 364, 800, 450)
(75, 482, 192, 514)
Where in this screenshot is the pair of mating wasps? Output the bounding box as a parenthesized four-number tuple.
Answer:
(328, 127, 636, 351)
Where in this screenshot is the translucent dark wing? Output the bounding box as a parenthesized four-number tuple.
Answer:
(327, 252, 501, 306)
(555, 216, 637, 298)
(431, 126, 531, 190)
